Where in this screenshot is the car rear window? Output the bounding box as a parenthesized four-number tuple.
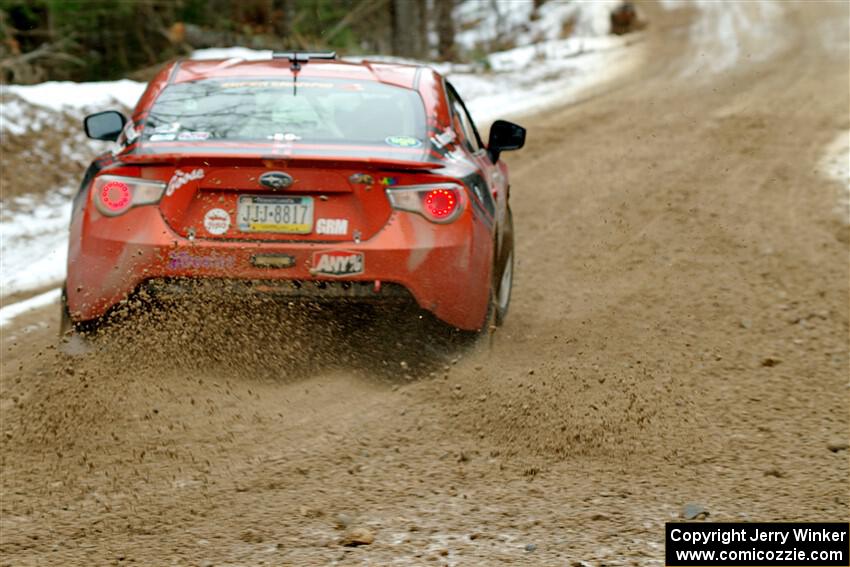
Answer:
(142, 78, 426, 146)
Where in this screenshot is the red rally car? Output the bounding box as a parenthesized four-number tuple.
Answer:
(63, 52, 525, 334)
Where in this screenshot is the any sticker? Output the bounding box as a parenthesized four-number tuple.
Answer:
(385, 136, 422, 148)
(316, 218, 349, 235)
(149, 133, 176, 142)
(203, 208, 230, 235)
(166, 168, 205, 196)
(311, 250, 364, 277)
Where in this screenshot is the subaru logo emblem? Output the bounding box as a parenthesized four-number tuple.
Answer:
(259, 171, 293, 190)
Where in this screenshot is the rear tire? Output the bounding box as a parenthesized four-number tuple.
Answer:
(59, 286, 73, 337)
(453, 205, 514, 343)
(493, 207, 514, 327)
(59, 286, 96, 355)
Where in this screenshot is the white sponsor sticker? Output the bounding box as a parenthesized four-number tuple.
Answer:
(122, 120, 140, 144)
(271, 132, 301, 141)
(311, 250, 364, 276)
(153, 122, 180, 133)
(203, 208, 230, 235)
(177, 131, 211, 141)
(315, 218, 349, 235)
(166, 168, 205, 196)
(432, 128, 456, 148)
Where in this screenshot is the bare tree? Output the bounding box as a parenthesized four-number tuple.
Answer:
(435, 0, 455, 61)
(391, 0, 424, 58)
(272, 0, 295, 40)
(416, 0, 428, 56)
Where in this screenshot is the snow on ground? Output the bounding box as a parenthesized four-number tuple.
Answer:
(0, 187, 73, 296)
(1, 79, 145, 113)
(0, 1, 642, 324)
(661, 0, 849, 226)
(438, 33, 639, 124)
(659, 0, 783, 76)
(191, 47, 274, 61)
(455, 0, 621, 53)
(819, 131, 850, 225)
(0, 288, 61, 327)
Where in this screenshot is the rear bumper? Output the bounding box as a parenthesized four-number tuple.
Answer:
(66, 206, 493, 330)
(142, 277, 413, 301)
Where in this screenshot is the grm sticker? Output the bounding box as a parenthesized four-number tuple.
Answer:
(316, 218, 349, 235)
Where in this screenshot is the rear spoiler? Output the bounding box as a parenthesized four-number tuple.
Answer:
(119, 150, 444, 171)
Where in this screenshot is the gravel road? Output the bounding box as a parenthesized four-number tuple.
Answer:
(1, 2, 848, 565)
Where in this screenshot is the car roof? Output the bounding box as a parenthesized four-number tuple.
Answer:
(172, 58, 425, 90)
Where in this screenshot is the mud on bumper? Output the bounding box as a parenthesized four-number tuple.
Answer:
(67, 208, 492, 330)
(142, 277, 414, 302)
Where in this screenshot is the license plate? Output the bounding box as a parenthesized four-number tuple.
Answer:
(237, 195, 313, 234)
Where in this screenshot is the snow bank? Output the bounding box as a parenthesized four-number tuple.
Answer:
(0, 288, 61, 328)
(455, 0, 621, 53)
(191, 47, 274, 61)
(0, 187, 73, 297)
(2, 79, 146, 113)
(443, 34, 639, 124)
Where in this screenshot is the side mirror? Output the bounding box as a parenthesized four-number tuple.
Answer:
(84, 110, 127, 141)
(487, 119, 526, 162)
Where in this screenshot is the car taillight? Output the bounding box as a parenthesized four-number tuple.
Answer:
(386, 184, 465, 223)
(93, 175, 166, 217)
(423, 188, 459, 220)
(99, 181, 131, 214)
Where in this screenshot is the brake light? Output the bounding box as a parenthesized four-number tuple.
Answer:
(93, 175, 166, 217)
(423, 188, 458, 220)
(386, 184, 464, 223)
(99, 181, 131, 214)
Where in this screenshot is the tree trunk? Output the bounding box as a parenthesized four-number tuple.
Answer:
(391, 0, 421, 58)
(416, 0, 428, 56)
(273, 0, 294, 41)
(435, 0, 455, 61)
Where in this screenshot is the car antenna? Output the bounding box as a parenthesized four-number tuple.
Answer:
(292, 52, 299, 96)
(271, 51, 337, 95)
